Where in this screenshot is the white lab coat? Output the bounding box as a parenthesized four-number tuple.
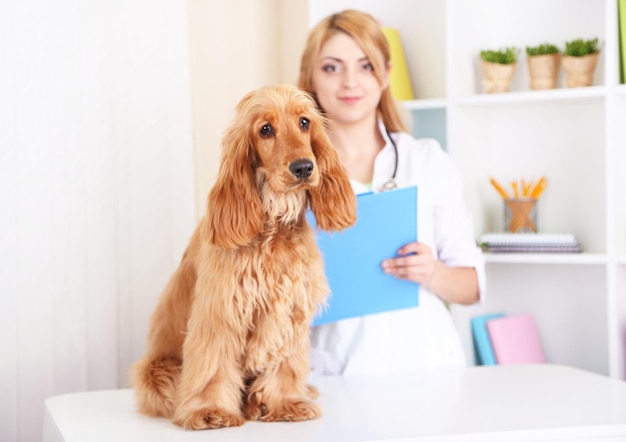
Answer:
(309, 120, 486, 376)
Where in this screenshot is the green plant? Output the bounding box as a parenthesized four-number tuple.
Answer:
(563, 38, 600, 57)
(526, 43, 560, 56)
(480, 47, 519, 64)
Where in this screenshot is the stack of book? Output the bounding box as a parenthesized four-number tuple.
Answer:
(479, 233, 582, 253)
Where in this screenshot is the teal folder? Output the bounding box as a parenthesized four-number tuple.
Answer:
(308, 186, 418, 326)
(471, 313, 506, 365)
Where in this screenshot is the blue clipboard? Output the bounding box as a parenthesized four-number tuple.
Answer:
(307, 186, 418, 326)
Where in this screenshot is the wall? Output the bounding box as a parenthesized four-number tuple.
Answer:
(188, 0, 309, 217)
(1, 1, 310, 441)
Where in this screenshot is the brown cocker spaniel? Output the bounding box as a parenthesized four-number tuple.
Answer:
(131, 85, 356, 430)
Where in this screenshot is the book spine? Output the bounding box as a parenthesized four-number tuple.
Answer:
(617, 0, 626, 84)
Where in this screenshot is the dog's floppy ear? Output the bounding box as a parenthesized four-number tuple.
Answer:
(204, 123, 265, 249)
(308, 119, 357, 232)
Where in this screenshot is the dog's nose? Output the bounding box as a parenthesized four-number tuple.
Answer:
(289, 159, 314, 179)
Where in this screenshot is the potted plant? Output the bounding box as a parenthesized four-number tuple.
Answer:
(526, 43, 561, 90)
(480, 47, 519, 93)
(561, 38, 600, 87)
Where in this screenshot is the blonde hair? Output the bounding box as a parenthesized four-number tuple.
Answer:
(298, 9, 409, 133)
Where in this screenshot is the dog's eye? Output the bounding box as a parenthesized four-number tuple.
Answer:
(260, 124, 274, 138)
(300, 118, 310, 131)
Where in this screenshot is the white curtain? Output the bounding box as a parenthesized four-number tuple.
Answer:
(0, 1, 195, 441)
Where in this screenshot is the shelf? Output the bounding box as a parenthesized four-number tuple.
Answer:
(454, 86, 606, 107)
(403, 98, 447, 110)
(485, 252, 608, 265)
(403, 86, 609, 109)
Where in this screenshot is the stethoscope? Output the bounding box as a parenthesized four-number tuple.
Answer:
(379, 128, 398, 192)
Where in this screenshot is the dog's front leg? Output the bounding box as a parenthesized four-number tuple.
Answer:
(171, 306, 246, 430)
(244, 321, 321, 422)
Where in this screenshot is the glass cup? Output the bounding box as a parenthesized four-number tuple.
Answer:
(504, 198, 537, 233)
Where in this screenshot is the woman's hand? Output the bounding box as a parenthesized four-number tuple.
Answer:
(381, 241, 480, 305)
(381, 242, 436, 286)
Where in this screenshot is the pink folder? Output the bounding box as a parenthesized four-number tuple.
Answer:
(487, 314, 545, 365)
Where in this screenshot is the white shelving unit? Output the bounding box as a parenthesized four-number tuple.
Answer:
(308, 0, 626, 379)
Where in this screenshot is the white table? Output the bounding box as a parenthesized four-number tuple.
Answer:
(43, 364, 626, 442)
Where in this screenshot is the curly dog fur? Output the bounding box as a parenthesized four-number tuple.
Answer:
(130, 85, 356, 430)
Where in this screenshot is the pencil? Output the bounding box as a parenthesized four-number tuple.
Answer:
(530, 176, 547, 198)
(489, 177, 510, 199)
(511, 181, 520, 198)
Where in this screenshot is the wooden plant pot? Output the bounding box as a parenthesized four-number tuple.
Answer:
(561, 52, 599, 87)
(481, 60, 516, 93)
(527, 54, 561, 90)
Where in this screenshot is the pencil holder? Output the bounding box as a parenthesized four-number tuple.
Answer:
(504, 198, 537, 233)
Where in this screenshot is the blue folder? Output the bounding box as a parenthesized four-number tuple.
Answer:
(471, 312, 506, 365)
(307, 186, 418, 326)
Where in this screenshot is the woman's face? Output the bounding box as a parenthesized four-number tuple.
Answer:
(311, 32, 389, 127)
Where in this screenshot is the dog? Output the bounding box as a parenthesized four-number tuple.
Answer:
(130, 84, 356, 430)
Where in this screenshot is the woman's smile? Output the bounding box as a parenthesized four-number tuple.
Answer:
(339, 96, 361, 105)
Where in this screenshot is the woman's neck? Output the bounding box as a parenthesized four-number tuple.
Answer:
(327, 119, 385, 184)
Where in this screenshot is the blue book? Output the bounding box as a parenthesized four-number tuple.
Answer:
(471, 313, 506, 365)
(307, 186, 418, 326)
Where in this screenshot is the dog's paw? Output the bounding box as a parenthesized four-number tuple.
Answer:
(259, 399, 321, 422)
(243, 396, 266, 422)
(173, 408, 245, 430)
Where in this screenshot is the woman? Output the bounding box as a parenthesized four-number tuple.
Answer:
(298, 9, 486, 375)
